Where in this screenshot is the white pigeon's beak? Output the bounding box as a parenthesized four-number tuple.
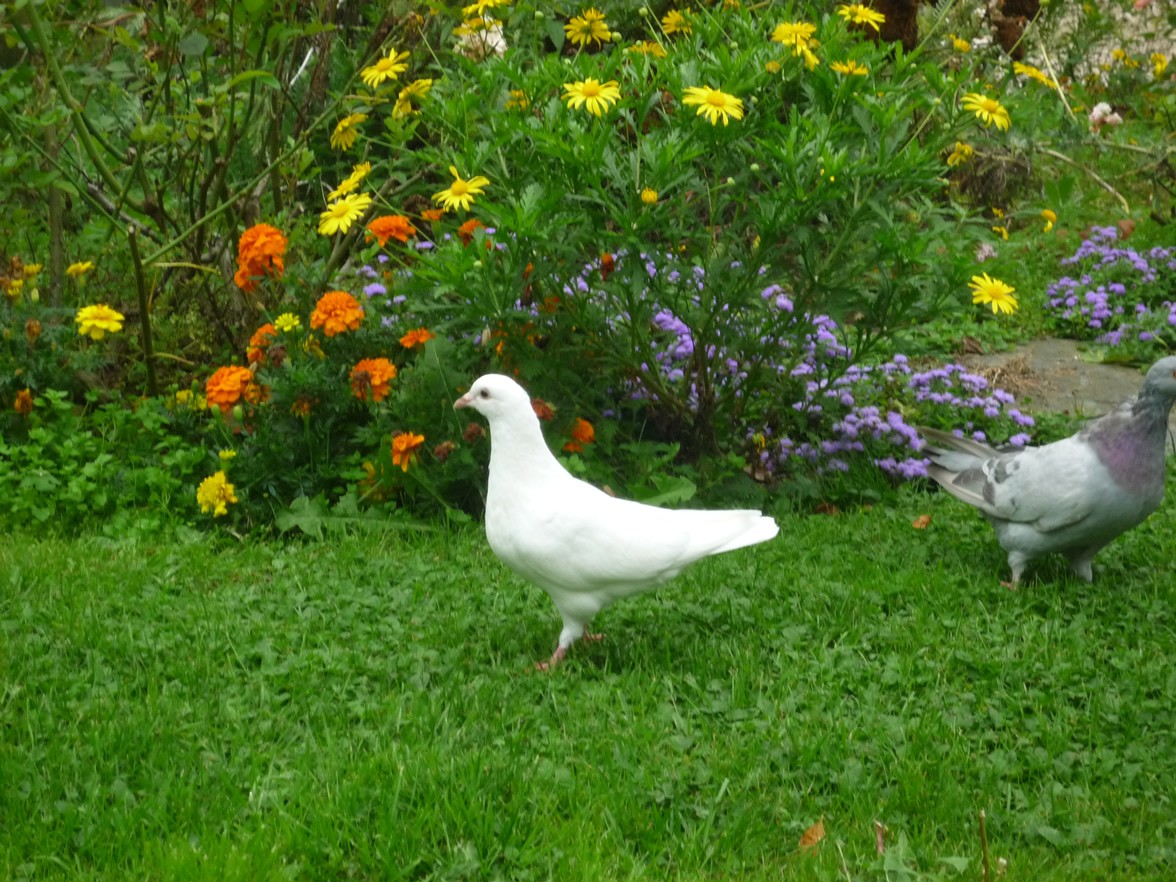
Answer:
(453, 391, 473, 410)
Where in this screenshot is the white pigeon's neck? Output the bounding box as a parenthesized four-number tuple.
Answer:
(486, 410, 562, 488)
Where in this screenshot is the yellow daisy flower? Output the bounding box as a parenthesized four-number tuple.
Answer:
(629, 40, 668, 58)
(641, 187, 658, 205)
(682, 86, 744, 126)
(969, 273, 1017, 315)
(771, 21, 816, 48)
(66, 261, 95, 277)
(830, 60, 869, 76)
(330, 113, 368, 151)
(836, 3, 885, 31)
(562, 78, 621, 116)
(361, 49, 410, 89)
(318, 193, 373, 235)
(661, 9, 691, 35)
(946, 141, 973, 166)
(1041, 209, 1057, 233)
(565, 8, 611, 48)
(950, 34, 970, 53)
(432, 166, 490, 212)
(328, 161, 372, 200)
(75, 303, 125, 340)
(274, 313, 302, 333)
(962, 92, 1011, 130)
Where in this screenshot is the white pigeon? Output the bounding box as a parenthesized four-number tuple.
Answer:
(920, 355, 1176, 585)
(454, 373, 780, 668)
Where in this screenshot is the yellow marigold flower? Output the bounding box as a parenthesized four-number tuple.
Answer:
(837, 4, 885, 31)
(330, 113, 367, 151)
(830, 60, 869, 76)
(197, 471, 238, 517)
(328, 162, 372, 200)
(950, 33, 970, 52)
(400, 327, 436, 349)
(319, 192, 373, 236)
(1041, 208, 1057, 233)
(205, 365, 255, 413)
(275, 313, 301, 333)
(562, 78, 621, 116)
(23, 263, 42, 278)
(432, 165, 490, 212)
(962, 92, 1011, 130)
(75, 303, 125, 340)
(991, 207, 1004, 218)
(565, 8, 611, 48)
(682, 86, 744, 126)
(350, 357, 398, 402)
(1151, 52, 1167, 78)
(234, 223, 287, 291)
(992, 225, 1009, 240)
(6, 278, 24, 297)
(361, 49, 410, 88)
(310, 291, 364, 337)
(641, 187, 658, 205)
(505, 89, 529, 109)
(1110, 48, 1139, 69)
(947, 141, 973, 166)
(14, 388, 33, 417)
(969, 273, 1017, 315)
(391, 432, 426, 471)
(771, 21, 816, 48)
(661, 9, 691, 35)
(629, 40, 668, 58)
(765, 59, 782, 73)
(218, 449, 237, 464)
(66, 261, 95, 278)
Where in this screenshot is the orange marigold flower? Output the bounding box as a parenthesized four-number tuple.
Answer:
(531, 398, 556, 421)
(14, 387, 33, 417)
(246, 322, 277, 364)
(291, 396, 315, 417)
(600, 252, 615, 280)
(243, 379, 269, 405)
(421, 208, 445, 222)
(234, 223, 287, 292)
(391, 431, 426, 471)
(310, 290, 364, 336)
(367, 215, 417, 247)
(399, 327, 435, 349)
(25, 318, 42, 347)
(457, 218, 485, 245)
(563, 417, 595, 453)
(205, 365, 256, 414)
(350, 357, 398, 402)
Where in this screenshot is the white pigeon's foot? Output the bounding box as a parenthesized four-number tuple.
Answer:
(1000, 579, 1019, 591)
(535, 646, 567, 671)
(582, 631, 605, 643)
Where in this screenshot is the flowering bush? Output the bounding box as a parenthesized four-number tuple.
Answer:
(1045, 226, 1176, 358)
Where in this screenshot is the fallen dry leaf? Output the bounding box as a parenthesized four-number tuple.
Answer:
(814, 501, 840, 516)
(912, 514, 932, 529)
(1117, 218, 1135, 239)
(799, 816, 826, 850)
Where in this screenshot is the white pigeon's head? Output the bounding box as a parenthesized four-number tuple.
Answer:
(453, 373, 534, 422)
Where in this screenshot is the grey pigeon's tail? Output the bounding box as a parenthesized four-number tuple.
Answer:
(917, 426, 1000, 513)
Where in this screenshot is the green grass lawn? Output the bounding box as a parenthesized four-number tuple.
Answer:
(3, 486, 1175, 881)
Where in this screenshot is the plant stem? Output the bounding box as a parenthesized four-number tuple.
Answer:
(127, 227, 159, 397)
(979, 809, 991, 882)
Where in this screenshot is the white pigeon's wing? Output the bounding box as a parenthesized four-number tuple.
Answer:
(487, 475, 773, 597)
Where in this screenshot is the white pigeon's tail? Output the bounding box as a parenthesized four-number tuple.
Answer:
(678, 509, 779, 556)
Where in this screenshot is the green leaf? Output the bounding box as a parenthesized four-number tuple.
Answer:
(224, 69, 281, 91)
(177, 31, 209, 56)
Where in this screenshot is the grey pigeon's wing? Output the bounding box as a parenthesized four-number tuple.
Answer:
(936, 436, 1104, 533)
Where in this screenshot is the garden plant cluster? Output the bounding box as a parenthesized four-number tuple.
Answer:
(1, 0, 1173, 532)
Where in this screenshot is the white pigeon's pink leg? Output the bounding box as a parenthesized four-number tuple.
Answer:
(535, 646, 566, 671)
(582, 631, 605, 643)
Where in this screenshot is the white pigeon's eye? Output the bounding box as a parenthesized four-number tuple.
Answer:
(479, 389, 490, 399)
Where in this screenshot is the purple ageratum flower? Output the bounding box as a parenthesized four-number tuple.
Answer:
(363, 282, 387, 297)
(1008, 433, 1032, 447)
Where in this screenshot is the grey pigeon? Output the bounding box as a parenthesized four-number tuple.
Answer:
(920, 355, 1176, 584)
(454, 373, 779, 668)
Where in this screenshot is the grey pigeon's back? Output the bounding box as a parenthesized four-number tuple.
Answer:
(920, 355, 1176, 584)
